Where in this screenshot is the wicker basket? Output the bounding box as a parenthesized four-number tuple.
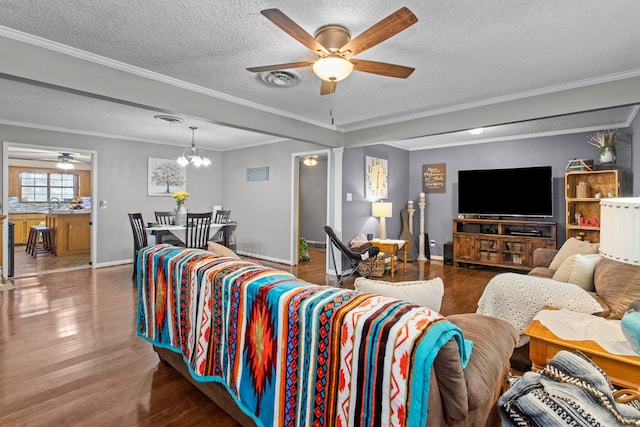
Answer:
(358, 252, 386, 277)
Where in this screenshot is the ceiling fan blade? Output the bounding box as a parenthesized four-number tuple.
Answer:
(260, 9, 329, 55)
(320, 80, 337, 96)
(350, 59, 415, 78)
(247, 60, 315, 73)
(339, 7, 418, 58)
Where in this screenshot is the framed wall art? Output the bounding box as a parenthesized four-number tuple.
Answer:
(423, 163, 446, 193)
(148, 157, 187, 196)
(365, 156, 388, 200)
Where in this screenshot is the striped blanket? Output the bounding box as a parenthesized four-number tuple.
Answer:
(137, 245, 471, 427)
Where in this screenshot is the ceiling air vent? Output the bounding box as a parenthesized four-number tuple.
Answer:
(257, 70, 301, 88)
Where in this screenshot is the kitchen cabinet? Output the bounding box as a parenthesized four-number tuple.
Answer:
(77, 170, 92, 197)
(8, 213, 47, 245)
(46, 213, 91, 256)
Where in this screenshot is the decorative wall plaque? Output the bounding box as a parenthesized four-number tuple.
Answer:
(423, 163, 446, 193)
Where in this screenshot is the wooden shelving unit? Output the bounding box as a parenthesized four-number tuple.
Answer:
(565, 170, 621, 243)
(453, 218, 557, 271)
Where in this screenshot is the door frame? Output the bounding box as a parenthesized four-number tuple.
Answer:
(290, 148, 339, 272)
(2, 141, 98, 277)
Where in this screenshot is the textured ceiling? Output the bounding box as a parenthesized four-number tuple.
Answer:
(0, 0, 639, 150)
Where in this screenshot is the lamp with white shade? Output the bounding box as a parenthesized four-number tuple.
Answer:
(599, 197, 640, 265)
(372, 201, 393, 240)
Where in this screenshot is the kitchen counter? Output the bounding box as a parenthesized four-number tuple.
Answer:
(46, 213, 91, 256)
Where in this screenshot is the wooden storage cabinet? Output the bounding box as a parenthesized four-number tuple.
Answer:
(453, 219, 557, 271)
(565, 170, 621, 243)
(8, 213, 47, 245)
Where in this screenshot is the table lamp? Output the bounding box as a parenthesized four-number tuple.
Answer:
(372, 201, 393, 240)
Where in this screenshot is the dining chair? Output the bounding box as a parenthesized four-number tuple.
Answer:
(128, 213, 148, 280)
(153, 210, 182, 245)
(185, 212, 213, 249)
(214, 210, 231, 224)
(154, 211, 175, 225)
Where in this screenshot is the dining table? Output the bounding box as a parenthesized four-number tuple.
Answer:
(146, 223, 227, 245)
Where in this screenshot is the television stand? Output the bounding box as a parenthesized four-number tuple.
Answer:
(453, 218, 556, 270)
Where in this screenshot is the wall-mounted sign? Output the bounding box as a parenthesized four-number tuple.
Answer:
(423, 163, 446, 193)
(247, 166, 269, 181)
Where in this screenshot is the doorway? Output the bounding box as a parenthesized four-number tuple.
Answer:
(3, 143, 96, 278)
(290, 149, 332, 269)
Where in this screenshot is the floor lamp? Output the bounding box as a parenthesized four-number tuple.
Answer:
(372, 201, 393, 240)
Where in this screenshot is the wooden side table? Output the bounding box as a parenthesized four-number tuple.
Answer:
(369, 239, 408, 279)
(525, 320, 640, 390)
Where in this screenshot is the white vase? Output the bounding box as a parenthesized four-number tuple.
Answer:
(599, 147, 616, 164)
(175, 204, 187, 226)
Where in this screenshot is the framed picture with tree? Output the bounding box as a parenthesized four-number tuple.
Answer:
(148, 157, 187, 196)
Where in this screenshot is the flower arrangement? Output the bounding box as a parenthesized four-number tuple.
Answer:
(587, 130, 616, 157)
(172, 191, 189, 205)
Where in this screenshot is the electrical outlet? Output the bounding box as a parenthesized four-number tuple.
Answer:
(429, 239, 436, 247)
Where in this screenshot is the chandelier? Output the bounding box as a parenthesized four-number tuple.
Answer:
(177, 126, 211, 167)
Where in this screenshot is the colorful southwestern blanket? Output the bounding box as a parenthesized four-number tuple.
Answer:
(137, 245, 471, 427)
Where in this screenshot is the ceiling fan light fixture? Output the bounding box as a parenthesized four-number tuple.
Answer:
(313, 56, 353, 82)
(56, 161, 74, 170)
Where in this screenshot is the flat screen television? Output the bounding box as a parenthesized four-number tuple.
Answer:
(458, 166, 553, 217)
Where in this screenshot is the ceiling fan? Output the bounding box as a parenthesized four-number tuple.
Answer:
(247, 7, 418, 95)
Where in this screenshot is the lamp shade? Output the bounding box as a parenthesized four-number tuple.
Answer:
(599, 197, 640, 265)
(372, 201, 393, 218)
(312, 56, 354, 82)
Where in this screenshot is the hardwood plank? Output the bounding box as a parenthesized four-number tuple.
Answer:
(0, 249, 502, 425)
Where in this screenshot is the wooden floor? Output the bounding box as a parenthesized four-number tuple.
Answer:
(0, 248, 501, 426)
(13, 244, 91, 277)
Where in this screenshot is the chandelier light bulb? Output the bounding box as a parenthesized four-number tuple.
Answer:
(177, 155, 189, 167)
(201, 156, 211, 167)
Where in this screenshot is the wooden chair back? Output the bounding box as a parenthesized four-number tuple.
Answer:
(155, 211, 175, 225)
(185, 212, 213, 249)
(214, 210, 231, 224)
(128, 213, 148, 279)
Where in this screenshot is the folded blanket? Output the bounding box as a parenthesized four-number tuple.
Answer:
(476, 273, 603, 346)
(499, 350, 640, 426)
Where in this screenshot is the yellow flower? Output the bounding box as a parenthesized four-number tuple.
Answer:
(172, 191, 189, 205)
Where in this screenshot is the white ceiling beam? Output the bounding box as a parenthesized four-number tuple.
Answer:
(0, 34, 341, 148)
(343, 75, 640, 147)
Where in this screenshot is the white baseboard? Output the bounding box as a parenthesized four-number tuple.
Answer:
(95, 259, 133, 268)
(236, 251, 291, 266)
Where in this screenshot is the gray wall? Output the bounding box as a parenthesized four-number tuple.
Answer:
(221, 139, 324, 263)
(342, 126, 638, 257)
(342, 145, 410, 243)
(300, 158, 327, 243)
(0, 123, 223, 265)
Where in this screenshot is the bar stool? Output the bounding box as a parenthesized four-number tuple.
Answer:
(25, 225, 57, 258)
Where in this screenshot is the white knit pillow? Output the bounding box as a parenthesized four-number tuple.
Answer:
(552, 254, 601, 291)
(354, 277, 444, 312)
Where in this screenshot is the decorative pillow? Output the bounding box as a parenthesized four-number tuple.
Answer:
(354, 277, 444, 312)
(552, 254, 601, 291)
(594, 257, 640, 319)
(548, 237, 599, 270)
(206, 242, 241, 260)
